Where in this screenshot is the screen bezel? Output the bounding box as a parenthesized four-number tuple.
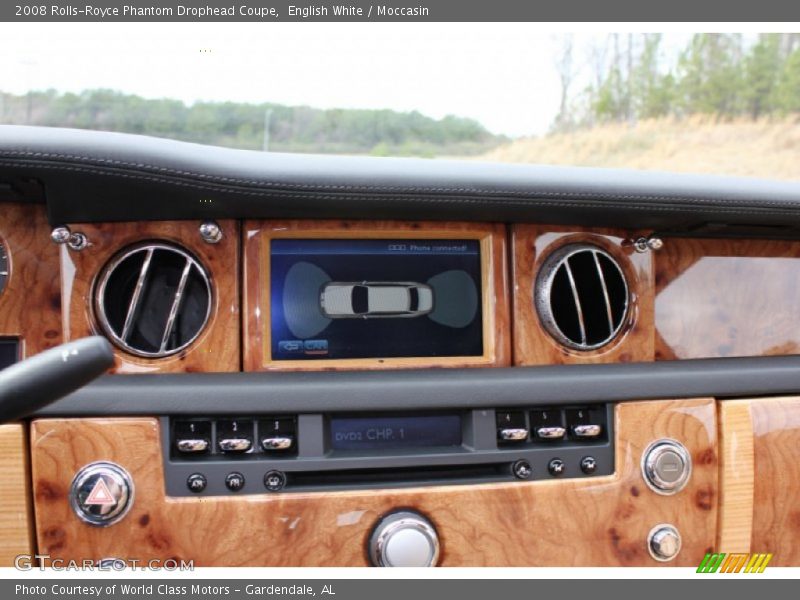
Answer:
(245, 220, 509, 371)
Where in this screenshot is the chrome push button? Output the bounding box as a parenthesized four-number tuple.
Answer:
(369, 510, 440, 567)
(70, 462, 133, 527)
(642, 439, 692, 495)
(647, 524, 682, 562)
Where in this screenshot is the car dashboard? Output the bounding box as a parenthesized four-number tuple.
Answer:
(0, 124, 799, 567)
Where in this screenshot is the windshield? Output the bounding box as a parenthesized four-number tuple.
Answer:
(2, 24, 798, 180)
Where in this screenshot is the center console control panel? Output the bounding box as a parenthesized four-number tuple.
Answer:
(162, 404, 614, 496)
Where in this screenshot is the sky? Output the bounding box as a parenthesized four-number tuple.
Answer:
(0, 24, 737, 137)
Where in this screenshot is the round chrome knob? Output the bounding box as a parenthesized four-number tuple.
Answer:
(369, 510, 440, 567)
(69, 462, 134, 527)
(641, 439, 692, 495)
(647, 524, 682, 562)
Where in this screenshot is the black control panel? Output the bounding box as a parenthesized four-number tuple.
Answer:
(162, 405, 613, 496)
(0, 338, 19, 371)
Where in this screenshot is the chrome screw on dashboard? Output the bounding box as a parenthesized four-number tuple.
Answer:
(632, 236, 664, 253)
(199, 220, 223, 244)
(51, 226, 89, 251)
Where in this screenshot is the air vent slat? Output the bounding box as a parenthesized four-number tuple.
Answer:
(563, 258, 587, 346)
(592, 251, 615, 336)
(95, 243, 211, 358)
(535, 244, 629, 351)
(160, 257, 194, 353)
(120, 247, 153, 342)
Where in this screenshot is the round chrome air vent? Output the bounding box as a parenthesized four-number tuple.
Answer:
(535, 243, 629, 351)
(95, 243, 212, 358)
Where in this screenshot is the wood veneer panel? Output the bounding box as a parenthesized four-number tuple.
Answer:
(0, 203, 63, 357)
(749, 396, 800, 565)
(655, 238, 800, 360)
(511, 225, 655, 365)
(61, 220, 240, 373)
(31, 399, 716, 566)
(716, 400, 754, 553)
(243, 220, 510, 371)
(0, 424, 34, 565)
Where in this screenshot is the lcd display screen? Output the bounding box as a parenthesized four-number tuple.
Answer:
(270, 239, 483, 360)
(0, 339, 19, 371)
(330, 414, 463, 451)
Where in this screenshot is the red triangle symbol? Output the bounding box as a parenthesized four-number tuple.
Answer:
(85, 478, 116, 506)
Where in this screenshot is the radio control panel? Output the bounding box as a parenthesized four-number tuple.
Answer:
(162, 404, 613, 496)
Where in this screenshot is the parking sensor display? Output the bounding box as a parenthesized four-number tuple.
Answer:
(270, 239, 483, 360)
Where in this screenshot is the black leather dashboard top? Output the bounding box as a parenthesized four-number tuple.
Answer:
(3, 124, 800, 236)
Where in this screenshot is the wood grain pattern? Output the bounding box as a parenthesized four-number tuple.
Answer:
(0, 203, 63, 357)
(511, 225, 655, 365)
(655, 238, 800, 360)
(31, 398, 716, 566)
(749, 396, 800, 565)
(0, 424, 34, 565)
(61, 220, 240, 373)
(243, 220, 510, 371)
(716, 400, 754, 553)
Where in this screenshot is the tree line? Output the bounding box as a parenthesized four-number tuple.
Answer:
(554, 33, 800, 130)
(0, 89, 504, 157)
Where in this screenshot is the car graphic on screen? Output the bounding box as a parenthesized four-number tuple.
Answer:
(320, 281, 434, 319)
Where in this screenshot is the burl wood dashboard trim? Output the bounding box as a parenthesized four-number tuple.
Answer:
(31, 398, 716, 567)
(0, 203, 63, 358)
(511, 225, 655, 366)
(0, 424, 34, 566)
(655, 238, 800, 360)
(716, 396, 800, 565)
(61, 220, 240, 374)
(243, 220, 510, 371)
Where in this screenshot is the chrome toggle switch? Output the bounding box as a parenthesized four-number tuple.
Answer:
(218, 438, 252, 453)
(498, 428, 528, 441)
(571, 424, 603, 439)
(176, 439, 209, 453)
(536, 426, 566, 440)
(70, 462, 134, 527)
(261, 436, 294, 451)
(647, 524, 682, 562)
(369, 510, 440, 567)
(642, 439, 692, 495)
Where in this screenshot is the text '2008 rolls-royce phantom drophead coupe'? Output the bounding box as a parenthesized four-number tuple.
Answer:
(1, 124, 800, 567)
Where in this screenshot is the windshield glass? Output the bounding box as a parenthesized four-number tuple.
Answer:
(2, 24, 798, 180)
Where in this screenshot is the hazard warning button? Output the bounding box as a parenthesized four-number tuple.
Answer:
(69, 462, 133, 526)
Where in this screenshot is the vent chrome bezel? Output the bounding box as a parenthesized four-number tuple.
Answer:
(94, 242, 212, 359)
(534, 243, 630, 351)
